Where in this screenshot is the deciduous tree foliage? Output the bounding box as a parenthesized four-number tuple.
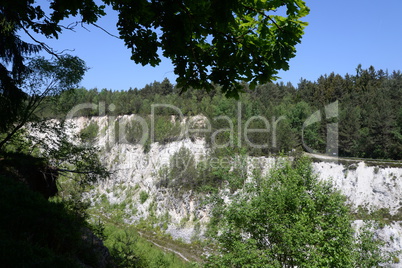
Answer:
(1, 0, 309, 99)
(0, 56, 86, 150)
(206, 157, 388, 267)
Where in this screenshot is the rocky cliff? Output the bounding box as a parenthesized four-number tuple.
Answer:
(70, 115, 402, 259)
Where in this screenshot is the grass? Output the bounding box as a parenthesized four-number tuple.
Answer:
(87, 199, 202, 267)
(103, 223, 200, 267)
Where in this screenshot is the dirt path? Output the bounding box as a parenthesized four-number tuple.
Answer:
(142, 236, 190, 262)
(137, 230, 204, 263)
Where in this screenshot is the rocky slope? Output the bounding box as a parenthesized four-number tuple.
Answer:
(70, 115, 402, 260)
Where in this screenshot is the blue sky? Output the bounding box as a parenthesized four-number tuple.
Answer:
(277, 0, 402, 86)
(32, 0, 402, 90)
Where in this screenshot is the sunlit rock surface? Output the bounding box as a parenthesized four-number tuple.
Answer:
(69, 116, 402, 257)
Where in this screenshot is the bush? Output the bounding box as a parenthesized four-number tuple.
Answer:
(156, 147, 247, 194)
(139, 190, 149, 204)
(152, 116, 182, 144)
(126, 117, 148, 144)
(156, 147, 221, 193)
(169, 147, 197, 189)
(206, 157, 390, 267)
(80, 121, 99, 143)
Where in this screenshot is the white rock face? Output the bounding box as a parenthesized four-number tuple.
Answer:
(313, 161, 402, 214)
(102, 139, 211, 242)
(314, 161, 402, 260)
(71, 116, 402, 254)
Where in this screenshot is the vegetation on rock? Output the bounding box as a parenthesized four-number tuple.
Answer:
(205, 157, 392, 267)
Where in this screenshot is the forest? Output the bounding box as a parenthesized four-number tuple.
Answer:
(40, 65, 402, 160)
(1, 0, 401, 266)
(2, 58, 401, 267)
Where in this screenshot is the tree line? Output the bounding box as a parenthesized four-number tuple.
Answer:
(40, 65, 402, 160)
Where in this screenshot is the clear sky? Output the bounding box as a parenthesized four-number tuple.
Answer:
(31, 0, 402, 90)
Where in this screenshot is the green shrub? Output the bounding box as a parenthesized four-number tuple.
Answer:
(125, 117, 149, 144)
(156, 147, 247, 194)
(393, 256, 400, 263)
(169, 147, 197, 189)
(206, 157, 390, 267)
(80, 121, 99, 143)
(152, 116, 182, 144)
(139, 190, 149, 204)
(121, 115, 183, 149)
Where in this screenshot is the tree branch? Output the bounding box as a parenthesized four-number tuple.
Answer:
(241, 5, 283, 31)
(91, 23, 120, 39)
(20, 25, 61, 59)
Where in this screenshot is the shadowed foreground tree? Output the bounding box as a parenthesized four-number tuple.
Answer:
(0, 55, 87, 151)
(0, 53, 107, 192)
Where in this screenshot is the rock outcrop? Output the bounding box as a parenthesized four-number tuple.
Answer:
(71, 116, 402, 257)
